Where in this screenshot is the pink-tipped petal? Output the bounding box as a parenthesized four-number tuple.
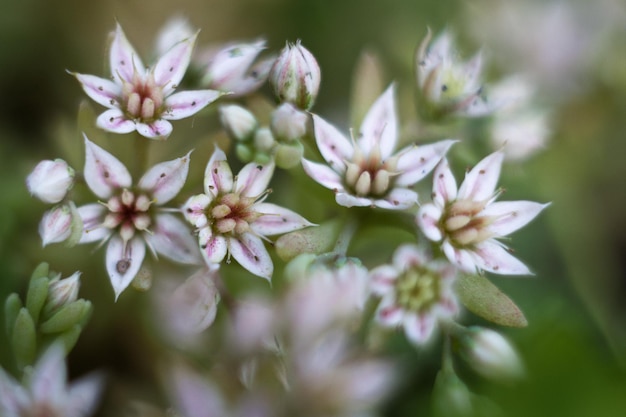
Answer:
(106, 235, 146, 300)
(138, 151, 191, 204)
(395, 139, 456, 186)
(392, 244, 428, 269)
(148, 214, 202, 265)
(83, 136, 132, 199)
(72, 73, 121, 109)
(335, 193, 373, 208)
(403, 313, 436, 345)
(458, 151, 504, 201)
(77, 204, 110, 244)
(163, 90, 223, 120)
(442, 241, 477, 273)
(96, 109, 136, 134)
(374, 188, 418, 210)
(199, 228, 228, 265)
(430, 157, 457, 207)
(376, 297, 404, 326)
(66, 372, 105, 417)
(31, 344, 67, 404)
(483, 201, 549, 237)
(358, 85, 397, 158)
(110, 24, 145, 84)
(312, 114, 353, 173)
(301, 159, 344, 191)
(204, 148, 233, 196)
(136, 119, 173, 139)
(417, 203, 443, 242)
(235, 160, 275, 198)
(369, 265, 399, 295)
(228, 233, 273, 281)
(251, 203, 314, 236)
(153, 32, 197, 94)
(473, 240, 532, 275)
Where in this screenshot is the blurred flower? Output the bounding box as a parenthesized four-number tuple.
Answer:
(416, 29, 495, 118)
(303, 85, 455, 209)
(71, 23, 222, 139)
(39, 205, 73, 246)
(26, 159, 75, 204)
(370, 244, 459, 345)
(77, 136, 201, 299)
(269, 40, 321, 110)
(183, 147, 313, 281)
(457, 327, 523, 380)
(0, 344, 103, 417)
(417, 152, 549, 274)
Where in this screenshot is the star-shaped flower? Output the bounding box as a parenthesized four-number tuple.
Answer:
(370, 244, 459, 345)
(302, 85, 455, 209)
(71, 24, 223, 139)
(416, 151, 549, 274)
(183, 147, 313, 281)
(77, 135, 201, 299)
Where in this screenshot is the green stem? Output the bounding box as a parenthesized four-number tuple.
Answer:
(132, 133, 150, 179)
(332, 216, 359, 255)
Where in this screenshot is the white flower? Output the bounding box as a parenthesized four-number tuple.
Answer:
(78, 135, 201, 299)
(183, 147, 313, 281)
(370, 244, 459, 345)
(302, 85, 455, 209)
(417, 152, 549, 274)
(46, 271, 81, 311)
(0, 344, 103, 417)
(26, 159, 74, 204)
(71, 24, 222, 139)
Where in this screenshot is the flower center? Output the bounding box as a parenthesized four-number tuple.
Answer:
(103, 189, 153, 243)
(442, 198, 491, 248)
(122, 73, 165, 122)
(395, 267, 441, 313)
(208, 192, 261, 236)
(343, 145, 398, 198)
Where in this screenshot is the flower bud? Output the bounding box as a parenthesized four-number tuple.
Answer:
(26, 159, 75, 203)
(274, 142, 304, 169)
(270, 103, 309, 142)
(253, 127, 276, 152)
(269, 40, 321, 110)
(219, 104, 258, 141)
(39, 205, 73, 247)
(45, 272, 81, 313)
(459, 327, 523, 380)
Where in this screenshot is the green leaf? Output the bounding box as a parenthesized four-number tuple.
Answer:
(12, 308, 37, 369)
(39, 300, 90, 334)
(4, 293, 23, 338)
(25, 276, 49, 324)
(30, 262, 49, 281)
(275, 218, 341, 261)
(57, 324, 83, 354)
(456, 274, 528, 328)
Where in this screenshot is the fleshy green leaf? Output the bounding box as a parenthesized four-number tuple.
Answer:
(57, 324, 83, 354)
(26, 276, 49, 324)
(4, 293, 23, 339)
(12, 308, 37, 369)
(30, 262, 50, 281)
(39, 300, 90, 334)
(456, 274, 528, 327)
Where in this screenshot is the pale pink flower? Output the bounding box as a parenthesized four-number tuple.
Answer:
(302, 85, 455, 209)
(78, 135, 201, 299)
(26, 159, 75, 204)
(183, 147, 313, 281)
(0, 344, 103, 417)
(39, 205, 73, 246)
(370, 244, 459, 345)
(71, 24, 222, 139)
(417, 152, 549, 274)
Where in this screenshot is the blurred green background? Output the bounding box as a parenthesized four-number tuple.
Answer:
(1, 0, 625, 415)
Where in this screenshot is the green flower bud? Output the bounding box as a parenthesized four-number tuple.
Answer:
(274, 142, 304, 169)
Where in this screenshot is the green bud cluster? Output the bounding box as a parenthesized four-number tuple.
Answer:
(4, 262, 92, 370)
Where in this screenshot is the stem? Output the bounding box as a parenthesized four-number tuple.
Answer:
(332, 216, 359, 255)
(132, 133, 150, 179)
(442, 332, 455, 374)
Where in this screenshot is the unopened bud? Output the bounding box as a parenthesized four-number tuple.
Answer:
(219, 104, 258, 141)
(459, 327, 523, 380)
(270, 103, 309, 142)
(45, 272, 81, 313)
(270, 40, 321, 110)
(39, 205, 73, 247)
(26, 159, 75, 203)
(253, 127, 276, 152)
(274, 142, 304, 169)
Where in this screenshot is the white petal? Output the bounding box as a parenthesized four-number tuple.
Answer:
(442, 241, 477, 273)
(66, 373, 104, 417)
(483, 201, 549, 237)
(358, 85, 397, 158)
(416, 203, 443, 242)
(431, 157, 457, 207)
(135, 119, 173, 139)
(0, 367, 25, 415)
(301, 159, 344, 191)
(83, 135, 131, 199)
(109, 24, 144, 84)
(168, 365, 227, 417)
(393, 244, 428, 269)
(72, 73, 121, 109)
(96, 108, 136, 134)
(153, 32, 197, 95)
(369, 265, 399, 295)
(458, 151, 504, 201)
(138, 151, 191, 204)
(374, 188, 418, 210)
(77, 204, 109, 244)
(235, 160, 275, 198)
(199, 228, 228, 265)
(106, 235, 146, 300)
(375, 296, 404, 326)
(335, 192, 372, 208)
(472, 240, 532, 275)
(251, 203, 314, 236)
(395, 139, 456, 186)
(31, 344, 67, 406)
(148, 214, 202, 265)
(163, 90, 223, 120)
(403, 312, 436, 345)
(204, 147, 233, 195)
(228, 233, 273, 281)
(312, 114, 353, 173)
